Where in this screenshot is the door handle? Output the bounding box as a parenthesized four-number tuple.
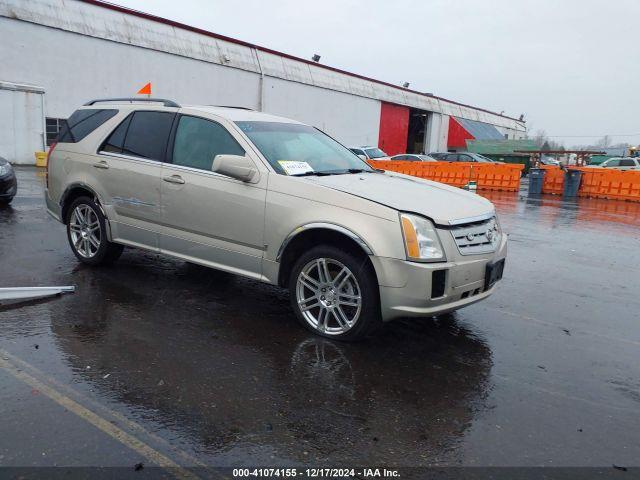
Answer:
(163, 175, 185, 185)
(93, 161, 109, 169)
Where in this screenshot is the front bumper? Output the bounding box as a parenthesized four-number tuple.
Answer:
(372, 234, 507, 321)
(0, 174, 17, 199)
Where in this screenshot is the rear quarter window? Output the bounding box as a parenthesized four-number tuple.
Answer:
(58, 109, 118, 143)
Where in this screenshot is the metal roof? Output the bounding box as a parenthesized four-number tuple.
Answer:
(454, 117, 504, 141)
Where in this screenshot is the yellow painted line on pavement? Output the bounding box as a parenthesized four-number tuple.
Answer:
(0, 353, 200, 480)
(1, 349, 209, 470)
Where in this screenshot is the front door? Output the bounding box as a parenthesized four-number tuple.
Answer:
(159, 114, 267, 279)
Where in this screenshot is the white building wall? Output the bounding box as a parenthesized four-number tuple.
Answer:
(0, 0, 526, 164)
(264, 77, 380, 147)
(0, 17, 262, 119)
(0, 16, 380, 161)
(424, 113, 449, 153)
(0, 0, 525, 132)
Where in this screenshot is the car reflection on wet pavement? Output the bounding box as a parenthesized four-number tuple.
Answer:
(1, 167, 639, 470)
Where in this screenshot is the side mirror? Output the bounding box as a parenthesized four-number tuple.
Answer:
(357, 154, 367, 161)
(212, 154, 259, 183)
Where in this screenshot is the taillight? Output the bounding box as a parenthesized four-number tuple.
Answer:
(46, 141, 57, 189)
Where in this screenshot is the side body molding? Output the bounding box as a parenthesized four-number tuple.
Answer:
(276, 222, 374, 262)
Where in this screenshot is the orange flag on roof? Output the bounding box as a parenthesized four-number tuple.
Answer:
(137, 82, 152, 95)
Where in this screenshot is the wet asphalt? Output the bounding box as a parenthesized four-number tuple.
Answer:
(0, 167, 639, 472)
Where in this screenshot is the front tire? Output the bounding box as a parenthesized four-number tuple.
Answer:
(288, 245, 381, 341)
(66, 196, 123, 265)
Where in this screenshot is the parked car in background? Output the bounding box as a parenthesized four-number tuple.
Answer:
(349, 146, 389, 160)
(45, 98, 507, 340)
(539, 155, 560, 166)
(389, 154, 437, 162)
(594, 157, 640, 171)
(0, 157, 17, 205)
(428, 152, 497, 163)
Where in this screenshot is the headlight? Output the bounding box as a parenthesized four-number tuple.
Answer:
(400, 213, 445, 262)
(0, 163, 12, 176)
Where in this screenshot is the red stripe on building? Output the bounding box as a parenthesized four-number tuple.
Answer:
(447, 117, 475, 149)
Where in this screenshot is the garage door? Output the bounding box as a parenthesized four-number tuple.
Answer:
(378, 102, 409, 156)
(0, 81, 45, 164)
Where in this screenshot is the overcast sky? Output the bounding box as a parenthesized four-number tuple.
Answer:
(112, 0, 640, 147)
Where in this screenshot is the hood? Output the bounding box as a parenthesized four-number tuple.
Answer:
(304, 171, 495, 226)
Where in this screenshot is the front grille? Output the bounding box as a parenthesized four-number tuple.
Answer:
(450, 217, 500, 255)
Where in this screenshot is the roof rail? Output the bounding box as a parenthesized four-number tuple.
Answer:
(209, 105, 254, 110)
(84, 97, 181, 108)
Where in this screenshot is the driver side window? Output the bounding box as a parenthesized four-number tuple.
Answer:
(172, 116, 245, 171)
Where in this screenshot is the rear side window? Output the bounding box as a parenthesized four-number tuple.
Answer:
(619, 159, 635, 167)
(101, 111, 174, 161)
(58, 109, 117, 143)
(172, 116, 245, 171)
(123, 111, 174, 161)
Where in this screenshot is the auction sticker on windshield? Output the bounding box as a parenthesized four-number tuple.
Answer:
(278, 161, 314, 176)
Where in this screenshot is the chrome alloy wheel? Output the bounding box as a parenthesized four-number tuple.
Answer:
(69, 204, 101, 258)
(295, 258, 362, 335)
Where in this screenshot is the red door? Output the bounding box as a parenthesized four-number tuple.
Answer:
(378, 102, 409, 156)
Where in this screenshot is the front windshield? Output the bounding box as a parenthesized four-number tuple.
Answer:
(473, 154, 494, 163)
(236, 121, 373, 175)
(365, 147, 387, 159)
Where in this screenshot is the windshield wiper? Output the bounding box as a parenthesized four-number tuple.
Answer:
(291, 171, 335, 177)
(292, 168, 377, 177)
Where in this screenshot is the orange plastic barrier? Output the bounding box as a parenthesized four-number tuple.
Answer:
(368, 161, 523, 191)
(540, 165, 565, 194)
(577, 168, 640, 202)
(470, 163, 525, 191)
(538, 166, 640, 202)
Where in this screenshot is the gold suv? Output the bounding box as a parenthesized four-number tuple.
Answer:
(45, 98, 507, 340)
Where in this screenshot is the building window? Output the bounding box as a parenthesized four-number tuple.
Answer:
(46, 117, 67, 146)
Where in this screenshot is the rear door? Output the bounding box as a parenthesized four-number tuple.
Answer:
(94, 110, 175, 250)
(159, 113, 267, 279)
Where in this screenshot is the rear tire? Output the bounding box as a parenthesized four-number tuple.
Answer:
(0, 196, 12, 206)
(66, 196, 123, 266)
(288, 245, 381, 341)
